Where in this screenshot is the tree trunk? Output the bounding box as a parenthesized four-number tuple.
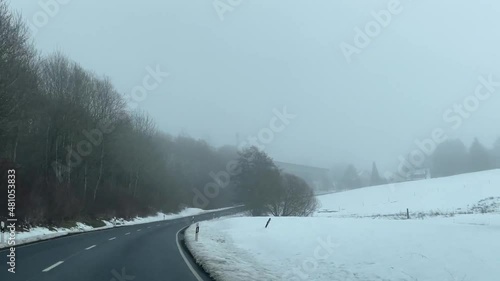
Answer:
(12, 130, 18, 162)
(84, 161, 88, 200)
(45, 123, 51, 186)
(128, 172, 133, 194)
(67, 137, 72, 187)
(133, 170, 139, 198)
(93, 143, 105, 201)
(55, 136, 59, 179)
(12, 111, 24, 162)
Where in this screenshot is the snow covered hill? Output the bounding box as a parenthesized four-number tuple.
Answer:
(185, 170, 500, 281)
(316, 169, 500, 218)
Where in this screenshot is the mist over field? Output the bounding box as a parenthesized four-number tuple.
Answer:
(1, 1, 500, 280)
(7, 0, 500, 173)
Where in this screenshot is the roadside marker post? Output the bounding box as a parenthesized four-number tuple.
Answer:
(265, 218, 271, 228)
(195, 223, 199, 242)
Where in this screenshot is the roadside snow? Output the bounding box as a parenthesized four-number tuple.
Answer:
(0, 207, 231, 249)
(185, 170, 500, 281)
(186, 215, 500, 281)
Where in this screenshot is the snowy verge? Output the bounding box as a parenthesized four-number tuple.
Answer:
(0, 206, 235, 249)
(185, 215, 500, 281)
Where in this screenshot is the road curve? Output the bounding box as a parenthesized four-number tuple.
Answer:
(0, 208, 243, 281)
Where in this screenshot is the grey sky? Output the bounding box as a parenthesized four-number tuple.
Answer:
(8, 0, 500, 173)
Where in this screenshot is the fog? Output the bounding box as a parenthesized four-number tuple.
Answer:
(9, 0, 500, 173)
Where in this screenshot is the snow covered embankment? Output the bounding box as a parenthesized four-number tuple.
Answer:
(0, 207, 226, 249)
(185, 170, 500, 281)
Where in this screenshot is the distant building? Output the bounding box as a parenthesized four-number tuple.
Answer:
(275, 161, 335, 194)
(406, 169, 431, 181)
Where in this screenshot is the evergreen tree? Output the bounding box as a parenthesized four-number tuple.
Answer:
(234, 146, 281, 216)
(370, 162, 383, 186)
(341, 165, 362, 189)
(431, 139, 468, 177)
(468, 138, 492, 172)
(492, 138, 500, 169)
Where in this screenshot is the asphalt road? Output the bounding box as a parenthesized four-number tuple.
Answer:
(0, 208, 244, 281)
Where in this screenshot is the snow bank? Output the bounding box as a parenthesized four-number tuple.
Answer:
(186, 215, 500, 281)
(0, 207, 230, 249)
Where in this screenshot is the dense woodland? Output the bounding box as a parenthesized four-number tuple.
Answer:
(0, 2, 319, 226)
(0, 2, 243, 225)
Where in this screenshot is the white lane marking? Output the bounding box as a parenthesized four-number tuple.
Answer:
(125, 232, 131, 235)
(109, 237, 116, 241)
(85, 245, 96, 250)
(176, 228, 204, 281)
(147, 226, 151, 229)
(137, 229, 141, 232)
(42, 261, 64, 272)
(156, 224, 160, 227)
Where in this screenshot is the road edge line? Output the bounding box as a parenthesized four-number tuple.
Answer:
(176, 227, 205, 281)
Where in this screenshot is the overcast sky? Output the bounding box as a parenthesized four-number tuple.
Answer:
(8, 0, 500, 173)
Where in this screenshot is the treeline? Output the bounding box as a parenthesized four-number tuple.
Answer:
(430, 137, 500, 178)
(330, 162, 387, 190)
(0, 2, 239, 226)
(332, 137, 500, 190)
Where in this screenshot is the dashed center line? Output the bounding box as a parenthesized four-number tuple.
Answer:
(156, 224, 160, 227)
(137, 229, 142, 232)
(125, 232, 131, 235)
(147, 226, 151, 229)
(85, 245, 96, 250)
(42, 261, 64, 272)
(109, 237, 116, 241)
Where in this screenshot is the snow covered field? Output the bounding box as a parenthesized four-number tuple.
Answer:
(316, 169, 500, 218)
(185, 170, 500, 281)
(0, 207, 230, 249)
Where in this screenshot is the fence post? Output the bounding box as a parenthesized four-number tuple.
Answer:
(407, 208, 410, 219)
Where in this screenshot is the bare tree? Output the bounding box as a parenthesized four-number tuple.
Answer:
(267, 173, 320, 217)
